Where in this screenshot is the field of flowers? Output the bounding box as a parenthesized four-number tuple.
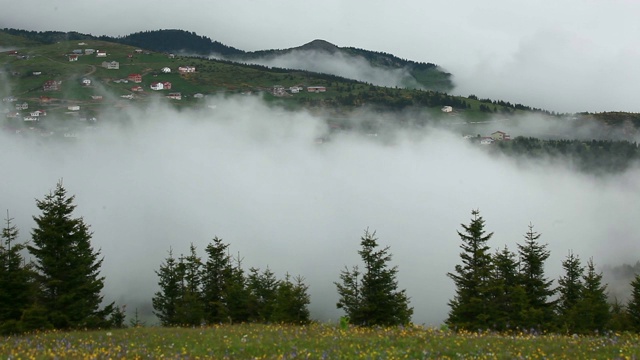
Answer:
(1, 323, 640, 359)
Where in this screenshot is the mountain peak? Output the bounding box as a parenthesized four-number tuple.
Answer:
(296, 39, 339, 53)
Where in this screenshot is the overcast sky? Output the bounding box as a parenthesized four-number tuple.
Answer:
(1, 0, 639, 113)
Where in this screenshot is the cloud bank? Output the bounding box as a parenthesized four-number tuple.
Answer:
(2, 97, 640, 325)
(229, 50, 420, 89)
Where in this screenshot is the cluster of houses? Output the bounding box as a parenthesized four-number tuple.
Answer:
(465, 131, 511, 145)
(271, 85, 327, 96)
(3, 97, 49, 122)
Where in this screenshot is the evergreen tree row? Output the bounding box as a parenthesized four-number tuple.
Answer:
(152, 238, 311, 326)
(447, 209, 640, 334)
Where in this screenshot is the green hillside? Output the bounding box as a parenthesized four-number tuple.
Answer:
(233, 39, 453, 92)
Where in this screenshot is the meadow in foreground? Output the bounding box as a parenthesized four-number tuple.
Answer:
(1, 323, 640, 359)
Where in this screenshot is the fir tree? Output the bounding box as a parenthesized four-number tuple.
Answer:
(152, 248, 182, 326)
(201, 237, 235, 323)
(447, 209, 494, 331)
(272, 273, 311, 324)
(517, 224, 556, 330)
(27, 181, 113, 329)
(489, 246, 527, 331)
(335, 265, 362, 323)
(247, 267, 279, 322)
(556, 251, 584, 333)
(0, 211, 35, 334)
(627, 274, 640, 331)
(574, 258, 610, 333)
(175, 244, 205, 326)
(335, 229, 413, 326)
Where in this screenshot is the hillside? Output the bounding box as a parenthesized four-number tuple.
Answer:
(231, 39, 453, 92)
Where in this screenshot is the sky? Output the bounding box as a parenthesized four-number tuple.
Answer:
(1, 0, 639, 113)
(2, 97, 640, 325)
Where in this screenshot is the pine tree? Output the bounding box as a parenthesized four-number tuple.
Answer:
(447, 209, 494, 331)
(175, 244, 205, 326)
(272, 273, 311, 324)
(517, 224, 556, 331)
(627, 274, 640, 331)
(152, 248, 182, 326)
(247, 267, 279, 322)
(335, 229, 413, 326)
(489, 246, 527, 331)
(201, 237, 235, 323)
(27, 181, 113, 329)
(574, 258, 610, 333)
(0, 211, 35, 334)
(556, 251, 584, 333)
(335, 265, 362, 324)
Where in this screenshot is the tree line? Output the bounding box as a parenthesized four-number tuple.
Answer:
(3, 183, 640, 334)
(447, 210, 640, 334)
(491, 137, 640, 174)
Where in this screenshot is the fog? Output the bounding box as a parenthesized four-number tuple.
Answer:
(224, 50, 423, 89)
(2, 97, 640, 325)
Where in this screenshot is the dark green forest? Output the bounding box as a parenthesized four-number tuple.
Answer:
(489, 137, 640, 175)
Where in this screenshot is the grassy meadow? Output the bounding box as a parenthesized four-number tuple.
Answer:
(1, 324, 640, 359)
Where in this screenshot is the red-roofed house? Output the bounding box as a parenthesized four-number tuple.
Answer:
(162, 81, 172, 90)
(128, 74, 142, 83)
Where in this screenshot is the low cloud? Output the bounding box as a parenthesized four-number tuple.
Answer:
(224, 50, 421, 89)
(1, 96, 639, 325)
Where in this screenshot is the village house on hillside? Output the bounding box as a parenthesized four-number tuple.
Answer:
(96, 51, 107, 57)
(166, 92, 181, 100)
(131, 86, 144, 92)
(101, 61, 119, 70)
(307, 86, 326, 93)
(85, 49, 95, 55)
(81, 78, 91, 86)
(491, 131, 511, 141)
(441, 106, 453, 113)
(161, 67, 171, 73)
(68, 55, 79, 62)
(43, 80, 60, 91)
(150, 81, 171, 91)
(178, 66, 196, 74)
(128, 74, 143, 83)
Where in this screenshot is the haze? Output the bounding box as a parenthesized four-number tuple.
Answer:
(1, 0, 639, 113)
(2, 97, 640, 325)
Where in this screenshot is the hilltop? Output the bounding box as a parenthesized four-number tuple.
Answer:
(1, 28, 452, 92)
(1, 28, 639, 141)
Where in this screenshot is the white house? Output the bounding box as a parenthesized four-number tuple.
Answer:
(166, 92, 182, 100)
(178, 66, 196, 73)
(85, 49, 95, 55)
(150, 82, 164, 91)
(96, 51, 107, 57)
(480, 137, 494, 145)
(101, 61, 119, 70)
(67, 105, 80, 111)
(161, 67, 171, 73)
(30, 110, 46, 117)
(441, 106, 453, 113)
(81, 78, 91, 86)
(23, 116, 38, 122)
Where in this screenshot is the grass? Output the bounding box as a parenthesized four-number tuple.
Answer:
(1, 324, 639, 359)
